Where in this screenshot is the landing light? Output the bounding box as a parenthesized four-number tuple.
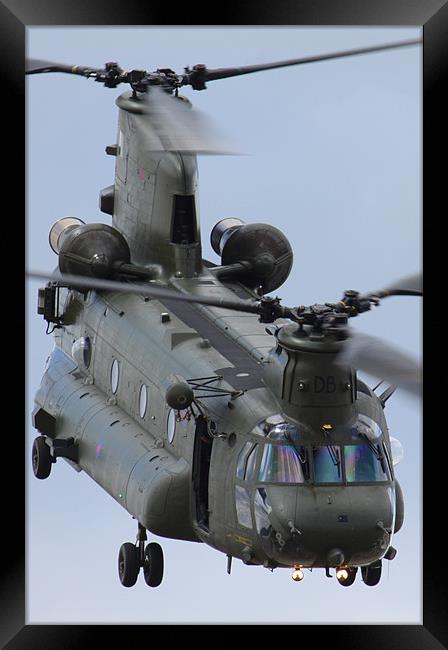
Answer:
(336, 568, 349, 581)
(322, 424, 333, 430)
(292, 568, 304, 582)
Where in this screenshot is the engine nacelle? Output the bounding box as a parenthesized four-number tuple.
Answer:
(49, 218, 131, 278)
(210, 217, 293, 294)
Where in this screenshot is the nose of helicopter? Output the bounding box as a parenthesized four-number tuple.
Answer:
(261, 484, 394, 568)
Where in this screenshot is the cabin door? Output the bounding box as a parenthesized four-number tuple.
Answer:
(192, 416, 213, 531)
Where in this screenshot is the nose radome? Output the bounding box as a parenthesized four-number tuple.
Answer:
(261, 485, 394, 568)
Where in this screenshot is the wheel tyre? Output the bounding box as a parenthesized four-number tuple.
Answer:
(118, 543, 140, 587)
(338, 567, 358, 587)
(143, 542, 164, 587)
(32, 436, 52, 479)
(361, 560, 382, 586)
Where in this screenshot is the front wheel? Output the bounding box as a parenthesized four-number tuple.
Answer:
(143, 542, 164, 587)
(118, 543, 140, 587)
(361, 560, 382, 586)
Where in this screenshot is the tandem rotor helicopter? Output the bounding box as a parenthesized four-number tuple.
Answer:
(27, 36, 422, 591)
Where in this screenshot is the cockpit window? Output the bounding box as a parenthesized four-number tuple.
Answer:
(247, 414, 390, 485)
(312, 446, 343, 483)
(258, 444, 307, 483)
(344, 443, 389, 482)
(245, 445, 258, 481)
(356, 414, 383, 440)
(252, 416, 302, 439)
(267, 422, 301, 443)
(236, 442, 258, 480)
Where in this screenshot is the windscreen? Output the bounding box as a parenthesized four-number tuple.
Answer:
(258, 444, 307, 483)
(344, 443, 389, 482)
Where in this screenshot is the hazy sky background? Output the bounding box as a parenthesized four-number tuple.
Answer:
(26, 26, 421, 624)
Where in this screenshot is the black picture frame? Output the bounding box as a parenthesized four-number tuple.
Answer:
(8, 0, 446, 647)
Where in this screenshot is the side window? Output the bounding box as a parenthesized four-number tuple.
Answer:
(245, 445, 258, 481)
(110, 359, 120, 394)
(139, 383, 148, 419)
(254, 487, 272, 535)
(72, 336, 91, 371)
(167, 409, 176, 444)
(235, 485, 252, 529)
(236, 443, 259, 480)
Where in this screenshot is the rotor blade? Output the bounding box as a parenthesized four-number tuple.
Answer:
(338, 329, 421, 398)
(366, 272, 422, 299)
(26, 269, 262, 315)
(185, 38, 421, 87)
(136, 86, 240, 154)
(26, 58, 102, 77)
(26, 58, 68, 74)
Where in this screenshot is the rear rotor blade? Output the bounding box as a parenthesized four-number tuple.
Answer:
(26, 58, 70, 74)
(184, 38, 421, 88)
(26, 58, 101, 77)
(136, 87, 240, 154)
(338, 329, 421, 398)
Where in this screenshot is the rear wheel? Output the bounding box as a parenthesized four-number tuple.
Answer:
(118, 543, 140, 587)
(32, 436, 52, 479)
(143, 542, 164, 587)
(361, 560, 382, 586)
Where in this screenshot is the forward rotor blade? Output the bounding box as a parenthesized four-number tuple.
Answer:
(185, 38, 421, 87)
(26, 269, 262, 315)
(338, 329, 421, 398)
(367, 272, 422, 299)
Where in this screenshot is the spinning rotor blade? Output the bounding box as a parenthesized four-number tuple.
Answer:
(26, 269, 263, 315)
(136, 87, 239, 154)
(366, 272, 422, 299)
(26, 58, 102, 77)
(183, 38, 422, 88)
(26, 59, 65, 74)
(338, 329, 421, 398)
(26, 37, 421, 92)
(27, 265, 422, 397)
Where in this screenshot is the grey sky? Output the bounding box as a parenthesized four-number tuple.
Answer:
(26, 26, 421, 624)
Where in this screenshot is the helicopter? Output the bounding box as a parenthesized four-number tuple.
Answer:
(26, 34, 422, 596)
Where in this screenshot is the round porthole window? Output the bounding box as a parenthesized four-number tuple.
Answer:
(72, 336, 91, 370)
(167, 409, 176, 444)
(111, 359, 120, 394)
(139, 384, 148, 419)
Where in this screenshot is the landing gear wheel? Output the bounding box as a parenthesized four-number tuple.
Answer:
(32, 436, 52, 479)
(143, 542, 164, 587)
(338, 567, 358, 587)
(361, 560, 382, 586)
(118, 542, 140, 587)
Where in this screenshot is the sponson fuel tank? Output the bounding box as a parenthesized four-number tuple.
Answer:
(33, 347, 198, 543)
(262, 323, 357, 428)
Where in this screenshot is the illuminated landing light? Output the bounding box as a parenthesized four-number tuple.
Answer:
(336, 567, 349, 582)
(322, 424, 333, 431)
(292, 567, 304, 582)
